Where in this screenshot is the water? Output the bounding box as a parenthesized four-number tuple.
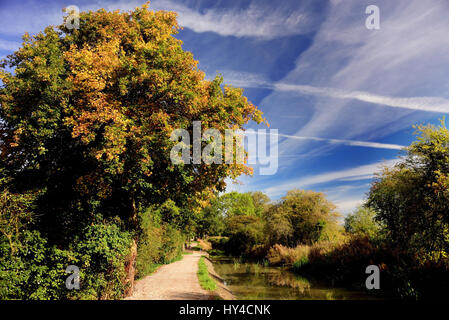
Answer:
(211, 257, 373, 300)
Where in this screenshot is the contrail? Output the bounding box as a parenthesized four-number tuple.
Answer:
(246, 131, 405, 150)
(274, 83, 449, 113)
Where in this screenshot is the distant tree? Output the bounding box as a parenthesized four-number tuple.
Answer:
(247, 191, 271, 217)
(226, 215, 265, 255)
(196, 197, 226, 238)
(220, 192, 256, 217)
(266, 190, 340, 246)
(344, 206, 381, 239)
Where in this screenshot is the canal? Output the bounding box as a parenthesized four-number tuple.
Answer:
(211, 257, 374, 300)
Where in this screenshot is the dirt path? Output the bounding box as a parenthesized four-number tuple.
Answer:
(125, 252, 213, 300)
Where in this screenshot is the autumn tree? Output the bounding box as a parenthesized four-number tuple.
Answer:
(0, 4, 264, 242)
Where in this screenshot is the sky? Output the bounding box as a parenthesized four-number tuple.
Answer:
(1, 0, 449, 215)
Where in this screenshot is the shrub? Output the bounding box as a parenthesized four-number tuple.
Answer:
(208, 249, 226, 256)
(135, 207, 185, 279)
(0, 229, 73, 300)
(226, 215, 264, 256)
(208, 236, 229, 251)
(344, 206, 381, 239)
(160, 224, 184, 264)
(135, 221, 163, 278)
(0, 219, 133, 300)
(70, 221, 133, 300)
(0, 190, 81, 300)
(246, 244, 271, 261)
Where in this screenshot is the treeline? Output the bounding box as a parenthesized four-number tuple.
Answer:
(203, 121, 449, 299)
(0, 5, 263, 299)
(199, 190, 343, 257)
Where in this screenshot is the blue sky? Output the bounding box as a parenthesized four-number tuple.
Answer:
(1, 0, 449, 215)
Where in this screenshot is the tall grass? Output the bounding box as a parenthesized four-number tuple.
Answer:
(266, 240, 345, 270)
(266, 244, 310, 266)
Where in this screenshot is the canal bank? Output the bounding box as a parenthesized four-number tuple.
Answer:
(203, 256, 236, 300)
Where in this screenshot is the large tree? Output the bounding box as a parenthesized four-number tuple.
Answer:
(368, 119, 449, 260)
(0, 4, 264, 241)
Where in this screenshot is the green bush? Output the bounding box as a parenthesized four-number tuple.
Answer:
(135, 209, 164, 279)
(0, 219, 133, 300)
(70, 221, 133, 300)
(160, 225, 184, 264)
(0, 230, 73, 300)
(226, 216, 264, 256)
(0, 190, 77, 300)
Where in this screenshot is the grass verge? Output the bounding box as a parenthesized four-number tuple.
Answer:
(197, 256, 217, 291)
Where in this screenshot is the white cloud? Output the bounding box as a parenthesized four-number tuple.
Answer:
(325, 184, 370, 214)
(219, 70, 449, 114)
(259, 0, 449, 155)
(150, 0, 317, 39)
(333, 198, 363, 214)
(0, 39, 20, 51)
(245, 130, 404, 151)
(264, 158, 398, 197)
(0, 0, 318, 44)
(274, 83, 449, 114)
(274, 132, 405, 150)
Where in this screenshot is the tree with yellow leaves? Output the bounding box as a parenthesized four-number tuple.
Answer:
(0, 4, 264, 240)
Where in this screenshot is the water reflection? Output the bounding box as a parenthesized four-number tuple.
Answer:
(212, 257, 372, 300)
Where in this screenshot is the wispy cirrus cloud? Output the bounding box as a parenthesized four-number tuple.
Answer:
(246, 130, 405, 150)
(263, 159, 398, 198)
(219, 70, 449, 114)
(0, 0, 319, 39)
(0, 39, 20, 51)
(333, 198, 364, 214)
(274, 132, 405, 150)
(271, 0, 449, 144)
(150, 0, 320, 39)
(274, 84, 449, 114)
